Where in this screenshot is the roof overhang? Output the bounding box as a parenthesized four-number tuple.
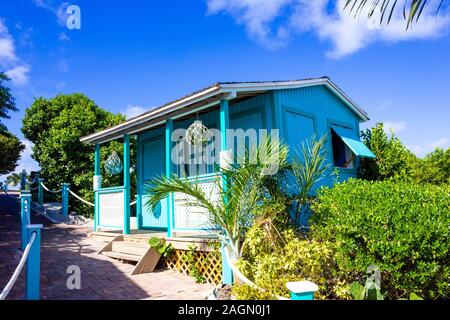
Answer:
(80, 78, 369, 144)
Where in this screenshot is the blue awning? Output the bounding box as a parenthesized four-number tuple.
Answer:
(331, 125, 376, 159)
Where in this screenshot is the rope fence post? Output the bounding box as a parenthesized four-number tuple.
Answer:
(61, 183, 70, 216)
(20, 170, 27, 191)
(38, 178, 45, 206)
(25, 224, 43, 300)
(20, 192, 31, 251)
(286, 281, 319, 300)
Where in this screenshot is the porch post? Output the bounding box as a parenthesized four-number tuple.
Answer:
(20, 170, 27, 191)
(220, 99, 234, 285)
(123, 134, 131, 235)
(165, 119, 174, 238)
(94, 144, 101, 232)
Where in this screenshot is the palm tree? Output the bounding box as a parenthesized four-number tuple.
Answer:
(290, 135, 332, 224)
(145, 136, 289, 260)
(344, 0, 445, 29)
(6, 172, 22, 187)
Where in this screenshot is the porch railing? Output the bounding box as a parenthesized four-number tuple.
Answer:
(172, 173, 221, 232)
(95, 186, 125, 230)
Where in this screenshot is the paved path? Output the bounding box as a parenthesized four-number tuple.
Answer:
(0, 194, 214, 300)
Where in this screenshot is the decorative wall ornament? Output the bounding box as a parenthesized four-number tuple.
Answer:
(104, 151, 123, 175)
(185, 120, 210, 146)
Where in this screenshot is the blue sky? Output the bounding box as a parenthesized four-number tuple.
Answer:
(1, 0, 449, 179)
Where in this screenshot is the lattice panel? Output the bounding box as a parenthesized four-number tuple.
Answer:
(163, 249, 222, 286)
(174, 178, 220, 230)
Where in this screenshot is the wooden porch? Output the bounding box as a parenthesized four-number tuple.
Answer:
(89, 230, 222, 284)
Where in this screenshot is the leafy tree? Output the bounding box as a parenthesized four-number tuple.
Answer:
(0, 72, 18, 121)
(358, 123, 412, 181)
(410, 147, 450, 185)
(344, 0, 445, 29)
(0, 72, 24, 175)
(0, 130, 25, 175)
(22, 93, 130, 216)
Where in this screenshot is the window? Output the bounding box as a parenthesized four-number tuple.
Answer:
(331, 128, 355, 169)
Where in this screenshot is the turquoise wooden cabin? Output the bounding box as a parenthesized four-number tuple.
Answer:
(80, 77, 375, 236)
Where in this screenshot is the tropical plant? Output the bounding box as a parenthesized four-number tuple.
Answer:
(6, 172, 24, 187)
(148, 237, 174, 257)
(21, 94, 130, 217)
(234, 227, 344, 300)
(144, 136, 288, 261)
(311, 179, 450, 299)
(290, 135, 332, 224)
(181, 244, 205, 283)
(344, 0, 445, 29)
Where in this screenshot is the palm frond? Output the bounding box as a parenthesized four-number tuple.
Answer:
(344, 0, 445, 29)
(291, 134, 332, 223)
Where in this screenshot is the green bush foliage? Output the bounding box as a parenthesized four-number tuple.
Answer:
(233, 201, 349, 300)
(358, 123, 413, 181)
(410, 148, 450, 185)
(310, 179, 450, 299)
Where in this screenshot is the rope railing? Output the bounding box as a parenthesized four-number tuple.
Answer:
(0, 232, 36, 300)
(68, 189, 95, 207)
(40, 182, 61, 194)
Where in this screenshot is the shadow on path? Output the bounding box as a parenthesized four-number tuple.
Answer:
(0, 194, 212, 300)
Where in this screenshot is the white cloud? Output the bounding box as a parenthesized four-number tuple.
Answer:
(0, 19, 17, 62)
(0, 19, 31, 86)
(207, 0, 292, 49)
(410, 137, 450, 158)
(383, 121, 407, 135)
(33, 0, 70, 26)
(5, 65, 30, 86)
(376, 100, 393, 111)
(58, 32, 70, 42)
(206, 0, 450, 58)
(56, 58, 69, 72)
(120, 105, 149, 119)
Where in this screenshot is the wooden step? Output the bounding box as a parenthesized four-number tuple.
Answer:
(102, 250, 141, 262)
(112, 241, 149, 256)
(90, 232, 119, 243)
(131, 247, 162, 275)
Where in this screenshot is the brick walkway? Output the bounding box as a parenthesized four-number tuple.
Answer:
(0, 194, 214, 300)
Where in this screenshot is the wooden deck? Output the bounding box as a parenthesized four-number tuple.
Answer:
(90, 230, 220, 252)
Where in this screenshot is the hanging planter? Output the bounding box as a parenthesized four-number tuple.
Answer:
(105, 151, 123, 175)
(185, 120, 210, 146)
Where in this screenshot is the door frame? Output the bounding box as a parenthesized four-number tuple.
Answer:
(137, 134, 168, 230)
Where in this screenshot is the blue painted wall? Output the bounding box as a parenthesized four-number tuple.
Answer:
(273, 85, 361, 186)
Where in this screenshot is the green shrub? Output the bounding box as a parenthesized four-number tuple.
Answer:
(235, 226, 349, 300)
(310, 179, 450, 299)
